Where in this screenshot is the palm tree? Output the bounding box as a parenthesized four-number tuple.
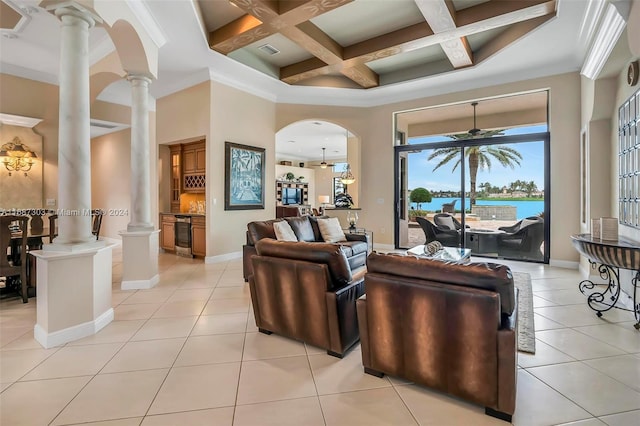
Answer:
(428, 144, 523, 205)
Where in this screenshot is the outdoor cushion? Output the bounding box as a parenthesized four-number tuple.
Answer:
(434, 215, 456, 230)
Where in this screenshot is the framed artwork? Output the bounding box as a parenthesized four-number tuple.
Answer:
(224, 141, 265, 210)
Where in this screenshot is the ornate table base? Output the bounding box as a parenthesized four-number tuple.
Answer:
(578, 261, 640, 329)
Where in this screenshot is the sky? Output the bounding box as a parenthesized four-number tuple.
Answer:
(407, 125, 547, 193)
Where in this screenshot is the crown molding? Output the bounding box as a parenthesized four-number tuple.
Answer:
(0, 112, 43, 128)
(581, 3, 627, 80)
(126, 0, 167, 48)
(577, 0, 606, 48)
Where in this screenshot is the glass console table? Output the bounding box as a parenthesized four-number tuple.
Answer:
(570, 234, 640, 329)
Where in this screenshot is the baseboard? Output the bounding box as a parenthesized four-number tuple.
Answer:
(34, 308, 114, 349)
(121, 274, 159, 290)
(205, 251, 242, 264)
(549, 259, 579, 269)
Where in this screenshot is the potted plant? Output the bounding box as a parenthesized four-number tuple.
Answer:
(285, 172, 295, 181)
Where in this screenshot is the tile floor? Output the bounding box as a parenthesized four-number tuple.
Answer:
(1, 247, 639, 425)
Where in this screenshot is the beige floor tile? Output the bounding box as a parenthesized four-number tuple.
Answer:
(236, 356, 316, 405)
(533, 295, 559, 308)
(114, 303, 162, 320)
(584, 355, 640, 392)
(111, 292, 134, 306)
(320, 387, 418, 426)
(131, 316, 198, 341)
(174, 334, 244, 366)
(395, 383, 502, 426)
(0, 326, 31, 347)
(151, 300, 207, 318)
(52, 369, 168, 425)
(528, 362, 640, 416)
(0, 376, 91, 426)
(246, 314, 258, 333)
(305, 343, 326, 355)
(518, 339, 576, 368)
(512, 369, 592, 426)
(166, 288, 213, 303)
(534, 313, 566, 331)
(536, 329, 626, 360)
(142, 407, 233, 426)
(556, 419, 605, 425)
(121, 289, 175, 305)
(599, 410, 640, 425)
(101, 338, 185, 373)
(202, 297, 250, 315)
(0, 347, 59, 382)
(530, 277, 582, 291)
(234, 397, 325, 426)
(535, 289, 587, 305)
(23, 343, 123, 380)
(0, 382, 12, 392)
(179, 276, 219, 289)
(309, 349, 391, 395)
(191, 313, 248, 335)
(210, 286, 250, 300)
(68, 320, 146, 345)
(148, 363, 240, 415)
(242, 332, 306, 361)
(65, 419, 143, 426)
(535, 305, 619, 327)
(574, 324, 640, 353)
(1, 330, 45, 350)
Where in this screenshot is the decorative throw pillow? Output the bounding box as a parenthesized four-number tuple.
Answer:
(519, 219, 538, 230)
(273, 221, 298, 242)
(423, 240, 443, 255)
(317, 217, 347, 243)
(434, 215, 456, 230)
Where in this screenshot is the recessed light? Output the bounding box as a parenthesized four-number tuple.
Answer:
(2, 33, 17, 39)
(313, 122, 322, 125)
(287, 140, 295, 143)
(258, 44, 280, 55)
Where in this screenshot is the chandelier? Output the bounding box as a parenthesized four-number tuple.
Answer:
(0, 137, 37, 176)
(340, 163, 355, 185)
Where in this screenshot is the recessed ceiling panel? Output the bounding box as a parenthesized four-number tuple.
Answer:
(238, 33, 314, 68)
(197, 0, 245, 32)
(311, 0, 424, 47)
(368, 44, 447, 75)
(467, 26, 507, 51)
(451, 0, 491, 12)
(0, 1, 21, 30)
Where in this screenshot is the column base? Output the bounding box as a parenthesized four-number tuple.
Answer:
(30, 244, 114, 349)
(45, 239, 105, 252)
(119, 229, 160, 290)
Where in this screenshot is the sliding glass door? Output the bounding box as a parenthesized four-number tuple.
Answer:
(395, 132, 549, 263)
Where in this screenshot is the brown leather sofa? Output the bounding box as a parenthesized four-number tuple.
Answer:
(249, 238, 366, 357)
(242, 216, 368, 281)
(357, 252, 518, 422)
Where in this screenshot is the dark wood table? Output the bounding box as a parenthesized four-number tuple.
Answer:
(9, 227, 51, 297)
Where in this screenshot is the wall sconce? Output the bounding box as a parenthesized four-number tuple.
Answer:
(340, 163, 355, 185)
(0, 137, 37, 176)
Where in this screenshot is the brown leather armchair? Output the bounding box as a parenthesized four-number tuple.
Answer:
(249, 238, 366, 357)
(357, 252, 518, 422)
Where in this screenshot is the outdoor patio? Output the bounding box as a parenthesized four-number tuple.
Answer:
(407, 216, 519, 247)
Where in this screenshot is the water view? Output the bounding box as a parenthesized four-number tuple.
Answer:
(410, 197, 544, 220)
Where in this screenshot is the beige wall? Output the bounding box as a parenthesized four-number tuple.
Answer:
(276, 72, 582, 262)
(91, 129, 131, 238)
(208, 81, 276, 258)
(0, 74, 59, 204)
(0, 124, 43, 209)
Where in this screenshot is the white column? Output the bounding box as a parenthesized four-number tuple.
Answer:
(49, 5, 101, 249)
(127, 74, 153, 231)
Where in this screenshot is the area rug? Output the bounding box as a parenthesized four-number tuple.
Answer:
(513, 272, 536, 354)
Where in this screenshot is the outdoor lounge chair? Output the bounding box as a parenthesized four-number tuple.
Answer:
(416, 216, 460, 247)
(497, 217, 544, 261)
(441, 199, 457, 213)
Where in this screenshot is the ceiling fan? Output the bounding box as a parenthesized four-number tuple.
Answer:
(468, 101, 486, 137)
(312, 148, 336, 168)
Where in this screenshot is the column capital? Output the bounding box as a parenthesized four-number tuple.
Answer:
(126, 73, 153, 85)
(44, 1, 103, 27)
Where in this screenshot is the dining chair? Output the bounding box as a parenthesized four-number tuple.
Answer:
(48, 214, 58, 242)
(48, 210, 103, 242)
(1, 215, 29, 303)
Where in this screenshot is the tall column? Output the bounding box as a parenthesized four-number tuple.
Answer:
(120, 74, 159, 290)
(50, 5, 101, 249)
(127, 74, 153, 231)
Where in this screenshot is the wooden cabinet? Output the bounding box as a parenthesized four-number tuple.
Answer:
(170, 145, 182, 213)
(191, 216, 206, 257)
(160, 214, 176, 251)
(183, 141, 206, 193)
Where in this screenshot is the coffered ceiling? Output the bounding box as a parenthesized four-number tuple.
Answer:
(200, 0, 557, 89)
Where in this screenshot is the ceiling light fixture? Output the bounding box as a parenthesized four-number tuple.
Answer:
(0, 136, 37, 176)
(468, 101, 485, 137)
(320, 147, 328, 168)
(340, 164, 355, 185)
(258, 44, 280, 55)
